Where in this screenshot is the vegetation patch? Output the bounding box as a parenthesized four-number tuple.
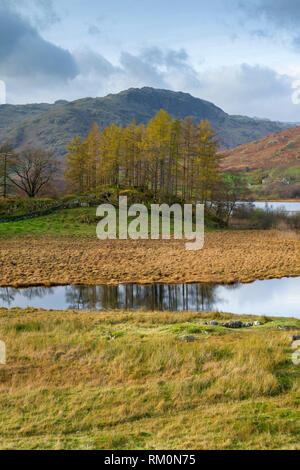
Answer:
(0, 308, 298, 450)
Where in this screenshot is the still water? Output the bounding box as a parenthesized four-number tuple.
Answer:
(0, 277, 299, 317)
(252, 201, 300, 214)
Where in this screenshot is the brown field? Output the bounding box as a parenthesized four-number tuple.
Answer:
(1, 230, 300, 287)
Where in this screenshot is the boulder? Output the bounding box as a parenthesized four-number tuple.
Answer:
(225, 321, 244, 329)
(291, 335, 300, 342)
(179, 335, 197, 343)
(0, 341, 6, 365)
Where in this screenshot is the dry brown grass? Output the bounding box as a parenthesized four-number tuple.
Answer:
(0, 230, 299, 287)
(0, 308, 299, 450)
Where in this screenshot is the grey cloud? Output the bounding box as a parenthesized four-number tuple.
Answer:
(0, 0, 60, 29)
(88, 25, 101, 36)
(197, 63, 295, 121)
(237, 64, 290, 98)
(75, 50, 121, 78)
(120, 51, 167, 88)
(0, 9, 78, 80)
(251, 29, 270, 39)
(30, 0, 60, 30)
(239, 1, 300, 51)
(141, 47, 189, 69)
(240, 0, 300, 28)
(119, 47, 201, 91)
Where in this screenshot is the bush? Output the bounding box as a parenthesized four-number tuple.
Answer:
(231, 204, 300, 230)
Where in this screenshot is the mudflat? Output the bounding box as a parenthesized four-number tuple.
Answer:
(0, 230, 299, 287)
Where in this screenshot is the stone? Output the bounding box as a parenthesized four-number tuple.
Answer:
(291, 335, 300, 342)
(245, 322, 253, 327)
(254, 321, 262, 326)
(179, 335, 197, 343)
(225, 321, 244, 329)
(0, 341, 6, 365)
(292, 339, 300, 349)
(210, 321, 219, 326)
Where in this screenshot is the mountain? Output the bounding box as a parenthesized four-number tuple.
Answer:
(0, 87, 293, 156)
(220, 125, 300, 199)
(0, 100, 69, 141)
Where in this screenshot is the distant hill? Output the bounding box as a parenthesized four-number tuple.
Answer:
(220, 126, 300, 199)
(0, 87, 293, 156)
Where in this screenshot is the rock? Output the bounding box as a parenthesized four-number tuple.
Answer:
(291, 335, 300, 342)
(245, 322, 253, 327)
(179, 335, 197, 343)
(210, 321, 219, 326)
(292, 339, 300, 349)
(0, 341, 6, 365)
(254, 321, 262, 326)
(225, 321, 244, 329)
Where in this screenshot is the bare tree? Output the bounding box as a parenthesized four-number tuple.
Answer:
(9, 148, 60, 198)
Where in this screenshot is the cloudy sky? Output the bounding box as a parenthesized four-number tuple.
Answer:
(1, 0, 300, 121)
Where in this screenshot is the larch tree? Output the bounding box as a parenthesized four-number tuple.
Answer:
(63, 110, 222, 203)
(65, 136, 88, 194)
(86, 123, 102, 190)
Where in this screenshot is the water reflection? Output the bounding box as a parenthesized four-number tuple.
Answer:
(253, 201, 300, 214)
(0, 278, 300, 317)
(64, 284, 219, 312)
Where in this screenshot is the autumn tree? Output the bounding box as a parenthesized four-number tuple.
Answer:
(195, 120, 220, 204)
(143, 109, 173, 199)
(86, 123, 102, 190)
(64, 110, 222, 203)
(65, 136, 88, 194)
(101, 123, 123, 188)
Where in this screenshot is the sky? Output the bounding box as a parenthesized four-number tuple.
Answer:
(1, 0, 300, 121)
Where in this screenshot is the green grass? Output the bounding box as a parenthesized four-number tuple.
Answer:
(0, 208, 99, 237)
(0, 308, 299, 450)
(0, 206, 217, 238)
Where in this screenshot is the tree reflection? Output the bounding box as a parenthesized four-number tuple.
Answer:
(22, 287, 54, 300)
(63, 283, 221, 312)
(0, 287, 17, 306)
(0, 283, 230, 312)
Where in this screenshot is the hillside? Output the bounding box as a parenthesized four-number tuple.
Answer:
(0, 87, 292, 156)
(0, 101, 68, 141)
(220, 126, 300, 199)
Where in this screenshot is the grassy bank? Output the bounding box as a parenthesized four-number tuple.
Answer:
(0, 205, 222, 238)
(0, 308, 299, 450)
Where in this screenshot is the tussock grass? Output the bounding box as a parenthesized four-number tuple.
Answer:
(0, 308, 299, 449)
(0, 230, 300, 287)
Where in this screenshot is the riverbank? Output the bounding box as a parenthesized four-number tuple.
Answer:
(0, 308, 299, 450)
(0, 230, 299, 287)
